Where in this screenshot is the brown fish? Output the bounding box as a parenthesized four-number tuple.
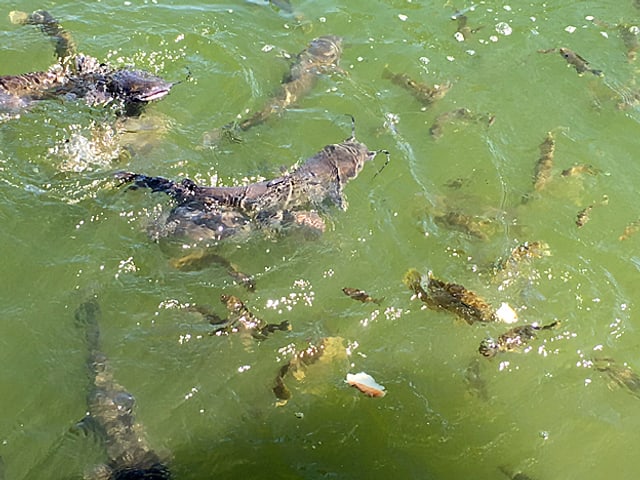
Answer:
(593, 357, 640, 398)
(533, 131, 555, 191)
(479, 321, 560, 358)
(493, 241, 550, 275)
(342, 287, 383, 305)
(561, 164, 599, 176)
(383, 66, 451, 107)
(273, 337, 346, 403)
(429, 107, 495, 139)
(208, 35, 342, 141)
(403, 269, 496, 324)
(209, 294, 290, 339)
(619, 219, 640, 241)
(434, 210, 495, 240)
(538, 47, 603, 76)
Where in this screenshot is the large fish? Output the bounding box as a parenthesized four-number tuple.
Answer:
(118, 118, 380, 242)
(74, 299, 170, 479)
(3, 10, 173, 115)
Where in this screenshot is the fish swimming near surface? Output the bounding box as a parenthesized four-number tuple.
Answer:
(383, 66, 452, 108)
(74, 298, 170, 479)
(479, 321, 560, 358)
(3, 10, 174, 115)
(538, 47, 603, 76)
(403, 268, 497, 324)
(118, 117, 381, 243)
(205, 35, 343, 142)
(342, 287, 383, 305)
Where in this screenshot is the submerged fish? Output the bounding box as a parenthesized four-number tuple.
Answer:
(479, 321, 559, 358)
(499, 466, 536, 480)
(561, 164, 599, 177)
(208, 294, 290, 339)
(538, 47, 603, 76)
(533, 131, 555, 191)
(493, 241, 550, 274)
(619, 219, 640, 241)
(434, 210, 495, 240)
(429, 107, 495, 139)
(342, 287, 383, 305)
(383, 66, 451, 108)
(206, 35, 342, 142)
(403, 269, 496, 324)
(273, 337, 346, 403)
(74, 299, 170, 479)
(592, 357, 640, 399)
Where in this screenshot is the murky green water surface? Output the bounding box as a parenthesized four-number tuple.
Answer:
(2, 0, 640, 478)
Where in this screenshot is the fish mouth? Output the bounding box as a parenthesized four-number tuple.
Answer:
(136, 87, 171, 102)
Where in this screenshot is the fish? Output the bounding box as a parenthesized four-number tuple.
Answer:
(499, 466, 536, 480)
(538, 47, 603, 76)
(619, 219, 640, 241)
(342, 287, 383, 305)
(561, 164, 599, 176)
(209, 294, 290, 339)
(403, 269, 496, 324)
(434, 210, 495, 240)
(576, 205, 593, 228)
(592, 357, 640, 399)
(74, 299, 170, 479)
(493, 241, 551, 275)
(117, 117, 380, 243)
(206, 35, 342, 142)
(383, 66, 451, 108)
(429, 107, 495, 139)
(170, 249, 255, 290)
(451, 12, 482, 42)
(533, 131, 555, 191)
(478, 321, 560, 358)
(4, 10, 173, 115)
(10, 9, 76, 61)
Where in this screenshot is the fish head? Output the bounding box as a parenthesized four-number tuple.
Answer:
(478, 337, 499, 358)
(334, 140, 378, 182)
(307, 35, 343, 66)
(107, 69, 173, 104)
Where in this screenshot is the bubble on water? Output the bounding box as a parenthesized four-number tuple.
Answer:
(398, 14, 408, 22)
(495, 22, 512, 36)
(565, 25, 577, 34)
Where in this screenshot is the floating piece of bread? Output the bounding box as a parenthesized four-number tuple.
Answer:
(346, 372, 386, 397)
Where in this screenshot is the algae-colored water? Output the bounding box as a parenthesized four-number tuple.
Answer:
(1, 1, 640, 478)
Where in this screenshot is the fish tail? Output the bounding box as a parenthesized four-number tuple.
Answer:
(590, 68, 604, 77)
(115, 171, 187, 200)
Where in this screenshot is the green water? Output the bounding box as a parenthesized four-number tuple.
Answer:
(1, 0, 640, 478)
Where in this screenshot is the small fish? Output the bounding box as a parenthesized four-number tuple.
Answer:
(538, 47, 603, 76)
(273, 337, 346, 404)
(574, 196, 607, 229)
(452, 14, 482, 41)
(576, 205, 593, 228)
(383, 66, 452, 108)
(479, 321, 560, 358)
(493, 241, 550, 275)
(593, 357, 640, 398)
(533, 131, 555, 191)
(464, 358, 488, 400)
(429, 107, 495, 139)
(619, 219, 640, 241)
(209, 294, 290, 339)
(561, 164, 599, 176)
(342, 287, 383, 305)
(434, 210, 494, 240)
(170, 249, 255, 290)
(403, 269, 496, 324)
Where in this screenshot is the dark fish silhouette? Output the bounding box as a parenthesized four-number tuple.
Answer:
(74, 299, 170, 479)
